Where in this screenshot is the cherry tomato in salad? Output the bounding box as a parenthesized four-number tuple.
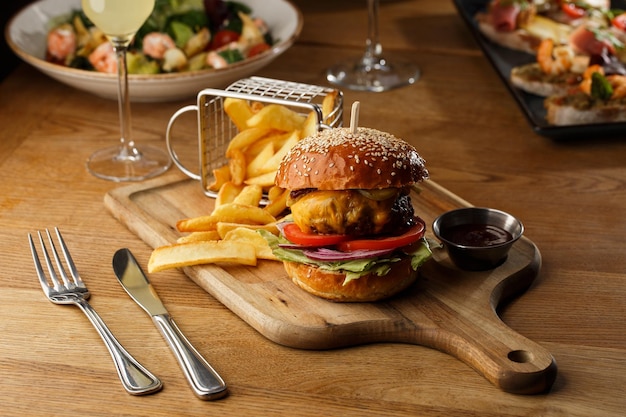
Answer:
(211, 30, 240, 50)
(248, 42, 271, 57)
(561, 1, 586, 19)
(337, 221, 426, 252)
(282, 223, 349, 247)
(612, 13, 626, 31)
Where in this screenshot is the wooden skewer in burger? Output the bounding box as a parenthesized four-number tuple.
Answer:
(262, 102, 432, 302)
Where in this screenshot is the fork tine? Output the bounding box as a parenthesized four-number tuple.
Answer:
(54, 227, 84, 288)
(36, 230, 64, 291)
(43, 229, 74, 289)
(29, 233, 52, 294)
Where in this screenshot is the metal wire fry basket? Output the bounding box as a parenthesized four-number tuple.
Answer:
(196, 77, 343, 198)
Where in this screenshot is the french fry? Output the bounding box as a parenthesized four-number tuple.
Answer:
(216, 222, 279, 239)
(244, 171, 277, 188)
(215, 181, 244, 208)
(301, 111, 318, 139)
(267, 185, 284, 203)
(322, 90, 338, 121)
(246, 104, 306, 131)
(148, 240, 257, 273)
(233, 184, 263, 206)
(222, 227, 278, 261)
(246, 141, 274, 178)
(177, 231, 221, 243)
(177, 203, 277, 232)
(250, 101, 264, 113)
(212, 202, 277, 225)
(226, 126, 273, 158)
(259, 130, 300, 174)
(243, 131, 291, 160)
(228, 148, 246, 185)
(176, 216, 217, 232)
(264, 188, 289, 218)
(223, 97, 254, 131)
(207, 165, 231, 192)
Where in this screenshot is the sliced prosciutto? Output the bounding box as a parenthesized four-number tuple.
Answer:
(490, 1, 522, 32)
(569, 24, 616, 56)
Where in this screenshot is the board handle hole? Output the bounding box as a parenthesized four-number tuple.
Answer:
(508, 350, 533, 363)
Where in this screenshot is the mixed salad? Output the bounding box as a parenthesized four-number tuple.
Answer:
(45, 0, 274, 74)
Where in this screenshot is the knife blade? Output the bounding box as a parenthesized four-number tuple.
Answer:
(112, 248, 228, 401)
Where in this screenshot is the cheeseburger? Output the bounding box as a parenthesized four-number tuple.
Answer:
(262, 125, 432, 302)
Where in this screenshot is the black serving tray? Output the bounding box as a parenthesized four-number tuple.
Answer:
(453, 0, 626, 140)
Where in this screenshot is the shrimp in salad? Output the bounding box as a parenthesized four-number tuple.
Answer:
(206, 51, 228, 69)
(88, 41, 117, 73)
(47, 23, 76, 63)
(142, 32, 176, 60)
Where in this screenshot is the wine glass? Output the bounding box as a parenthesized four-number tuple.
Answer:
(326, 0, 420, 92)
(82, 0, 171, 181)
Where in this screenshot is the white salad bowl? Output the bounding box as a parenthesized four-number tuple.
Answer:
(6, 0, 302, 102)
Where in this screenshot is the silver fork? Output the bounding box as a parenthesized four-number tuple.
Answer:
(29, 228, 163, 395)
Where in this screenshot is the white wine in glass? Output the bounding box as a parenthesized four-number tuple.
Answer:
(82, 0, 171, 181)
(326, 0, 419, 92)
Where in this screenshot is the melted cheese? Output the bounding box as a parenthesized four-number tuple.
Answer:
(290, 190, 397, 235)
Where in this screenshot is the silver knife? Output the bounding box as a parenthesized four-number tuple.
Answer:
(112, 248, 228, 401)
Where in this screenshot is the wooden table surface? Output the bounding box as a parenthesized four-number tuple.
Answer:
(1, 0, 625, 415)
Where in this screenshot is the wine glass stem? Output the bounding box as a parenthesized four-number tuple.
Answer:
(113, 43, 137, 159)
(364, 0, 383, 63)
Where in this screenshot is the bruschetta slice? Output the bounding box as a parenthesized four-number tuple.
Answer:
(544, 65, 626, 125)
(510, 39, 588, 96)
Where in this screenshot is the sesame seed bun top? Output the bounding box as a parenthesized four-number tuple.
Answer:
(275, 126, 429, 190)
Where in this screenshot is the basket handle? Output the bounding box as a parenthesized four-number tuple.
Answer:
(166, 105, 201, 181)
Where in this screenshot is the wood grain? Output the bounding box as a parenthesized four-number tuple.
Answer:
(1, 0, 625, 415)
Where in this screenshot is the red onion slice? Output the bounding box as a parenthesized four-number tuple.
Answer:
(302, 247, 395, 261)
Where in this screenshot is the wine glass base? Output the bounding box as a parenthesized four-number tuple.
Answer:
(87, 145, 172, 182)
(327, 57, 420, 92)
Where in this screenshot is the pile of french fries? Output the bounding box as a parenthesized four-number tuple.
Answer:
(148, 93, 337, 273)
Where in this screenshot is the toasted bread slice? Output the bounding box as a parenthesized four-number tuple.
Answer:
(544, 92, 626, 125)
(510, 62, 586, 97)
(476, 12, 540, 54)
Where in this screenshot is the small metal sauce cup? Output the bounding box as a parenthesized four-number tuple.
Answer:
(432, 207, 524, 271)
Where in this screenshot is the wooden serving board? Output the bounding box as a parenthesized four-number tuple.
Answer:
(105, 172, 556, 395)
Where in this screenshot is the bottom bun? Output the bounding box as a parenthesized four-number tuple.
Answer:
(283, 257, 418, 302)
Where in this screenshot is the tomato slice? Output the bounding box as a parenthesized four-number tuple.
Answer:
(561, 2, 586, 19)
(248, 43, 271, 58)
(612, 13, 626, 31)
(211, 30, 240, 50)
(337, 221, 426, 252)
(282, 223, 349, 247)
